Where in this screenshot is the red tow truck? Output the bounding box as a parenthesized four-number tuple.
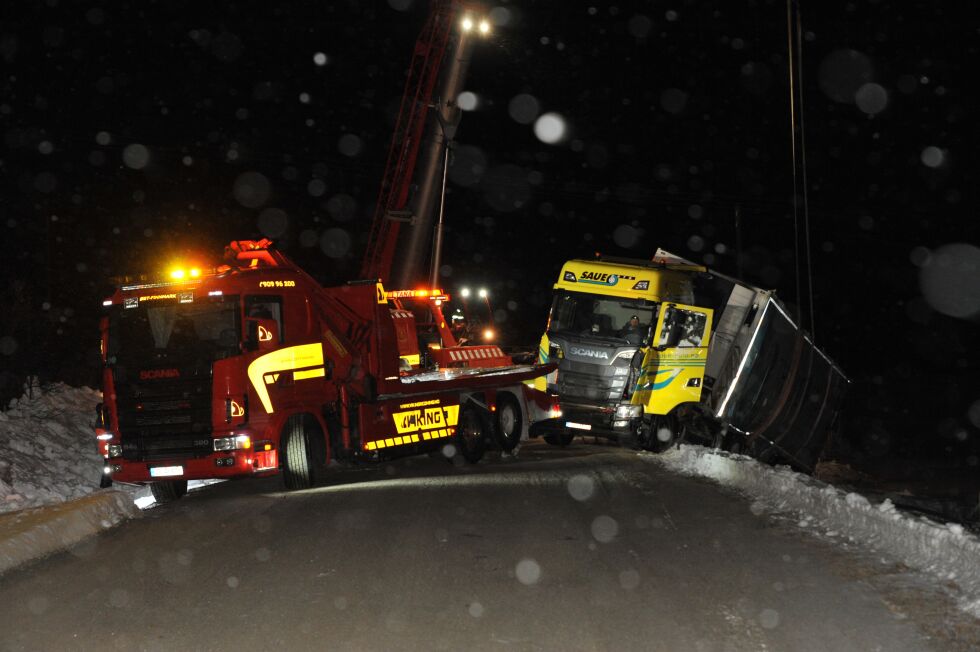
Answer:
(96, 240, 558, 501)
(95, 3, 553, 501)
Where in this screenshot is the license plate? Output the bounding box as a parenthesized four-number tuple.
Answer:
(565, 421, 592, 431)
(150, 465, 184, 478)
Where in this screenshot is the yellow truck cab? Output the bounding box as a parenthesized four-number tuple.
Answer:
(531, 251, 713, 449)
(530, 249, 848, 469)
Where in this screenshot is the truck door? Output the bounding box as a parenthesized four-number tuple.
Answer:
(635, 303, 713, 416)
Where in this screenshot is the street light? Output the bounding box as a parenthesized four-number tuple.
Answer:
(461, 16, 492, 36)
(477, 288, 495, 341)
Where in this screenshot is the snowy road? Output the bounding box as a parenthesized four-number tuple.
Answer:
(0, 441, 976, 651)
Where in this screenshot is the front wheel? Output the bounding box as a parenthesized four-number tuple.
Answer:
(544, 431, 574, 447)
(282, 415, 323, 490)
(494, 393, 524, 453)
(644, 414, 678, 453)
(150, 480, 187, 503)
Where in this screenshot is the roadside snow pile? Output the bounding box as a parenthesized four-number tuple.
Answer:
(651, 445, 980, 617)
(0, 382, 108, 514)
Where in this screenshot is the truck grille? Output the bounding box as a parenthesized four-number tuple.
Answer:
(555, 360, 629, 405)
(115, 366, 213, 461)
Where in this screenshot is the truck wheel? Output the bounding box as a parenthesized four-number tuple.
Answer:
(647, 415, 678, 452)
(150, 480, 187, 503)
(282, 415, 319, 490)
(544, 431, 574, 446)
(456, 404, 488, 463)
(494, 393, 524, 453)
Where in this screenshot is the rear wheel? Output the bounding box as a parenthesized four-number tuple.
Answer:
(494, 393, 524, 453)
(456, 404, 488, 463)
(282, 415, 323, 490)
(150, 480, 187, 503)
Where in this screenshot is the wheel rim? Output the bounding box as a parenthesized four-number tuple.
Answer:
(500, 405, 516, 436)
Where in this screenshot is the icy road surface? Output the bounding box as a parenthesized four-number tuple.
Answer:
(1, 441, 977, 651)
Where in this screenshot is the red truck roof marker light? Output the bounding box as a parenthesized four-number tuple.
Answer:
(169, 267, 203, 281)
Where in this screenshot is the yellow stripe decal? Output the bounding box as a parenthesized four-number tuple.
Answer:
(294, 367, 326, 381)
(247, 344, 324, 413)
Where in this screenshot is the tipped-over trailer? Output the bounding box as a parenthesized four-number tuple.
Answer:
(96, 240, 558, 501)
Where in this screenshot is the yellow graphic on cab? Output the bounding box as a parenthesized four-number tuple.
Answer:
(247, 343, 325, 413)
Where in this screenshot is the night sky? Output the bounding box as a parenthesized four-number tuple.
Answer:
(1, 0, 978, 463)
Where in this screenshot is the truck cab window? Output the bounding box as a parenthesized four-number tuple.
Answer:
(245, 295, 284, 343)
(549, 290, 656, 344)
(659, 308, 707, 348)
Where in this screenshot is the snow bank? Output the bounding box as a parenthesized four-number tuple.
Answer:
(650, 445, 980, 617)
(0, 382, 113, 514)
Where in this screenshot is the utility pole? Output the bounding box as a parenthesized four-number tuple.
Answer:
(735, 203, 744, 279)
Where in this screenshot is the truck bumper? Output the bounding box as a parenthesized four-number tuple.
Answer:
(529, 407, 637, 441)
(104, 447, 279, 484)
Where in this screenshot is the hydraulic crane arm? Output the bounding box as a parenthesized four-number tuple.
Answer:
(360, 0, 459, 283)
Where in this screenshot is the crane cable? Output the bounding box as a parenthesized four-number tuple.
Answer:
(795, 4, 817, 345)
(787, 0, 817, 344)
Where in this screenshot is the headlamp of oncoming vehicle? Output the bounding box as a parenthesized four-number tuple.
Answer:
(107, 444, 123, 458)
(213, 435, 252, 452)
(614, 404, 643, 419)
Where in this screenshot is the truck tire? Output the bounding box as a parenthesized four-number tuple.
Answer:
(150, 480, 187, 503)
(282, 415, 320, 490)
(494, 393, 523, 453)
(456, 404, 488, 464)
(647, 414, 678, 453)
(544, 431, 574, 446)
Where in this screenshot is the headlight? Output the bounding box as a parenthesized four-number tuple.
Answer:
(107, 444, 123, 458)
(614, 405, 642, 419)
(213, 435, 252, 452)
(616, 350, 636, 360)
(548, 342, 563, 360)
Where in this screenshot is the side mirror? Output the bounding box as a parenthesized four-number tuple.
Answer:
(95, 402, 106, 428)
(246, 318, 279, 351)
(630, 349, 645, 370)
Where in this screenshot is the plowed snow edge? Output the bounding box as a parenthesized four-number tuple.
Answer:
(0, 490, 141, 576)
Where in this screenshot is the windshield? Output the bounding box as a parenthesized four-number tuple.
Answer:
(548, 290, 658, 345)
(109, 295, 240, 365)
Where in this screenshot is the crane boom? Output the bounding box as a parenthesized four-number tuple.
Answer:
(360, 0, 459, 282)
